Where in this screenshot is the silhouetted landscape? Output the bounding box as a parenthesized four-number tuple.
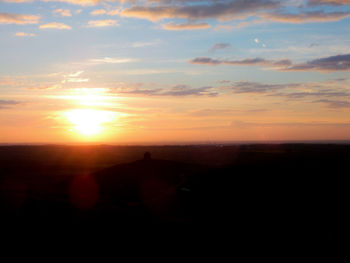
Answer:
(0, 143, 348, 242)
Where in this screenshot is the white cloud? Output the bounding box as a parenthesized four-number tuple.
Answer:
(89, 57, 136, 64)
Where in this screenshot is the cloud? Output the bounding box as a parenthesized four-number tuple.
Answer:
(313, 99, 350, 108)
(0, 12, 40, 24)
(230, 81, 298, 93)
(220, 79, 350, 99)
(209, 43, 231, 52)
(260, 11, 350, 23)
(68, 70, 84, 77)
(279, 91, 350, 99)
(308, 0, 350, 6)
(61, 70, 88, 84)
(0, 100, 20, 109)
(41, 0, 99, 6)
(189, 57, 292, 68)
(53, 9, 72, 17)
(39, 22, 72, 30)
(90, 8, 119, 16)
(15, 32, 35, 37)
(87, 19, 119, 27)
(190, 53, 350, 72)
(188, 108, 267, 117)
(89, 57, 135, 64)
(121, 0, 281, 22)
(0, 0, 33, 2)
(90, 9, 107, 16)
(161, 22, 210, 30)
(286, 54, 350, 72)
(231, 120, 350, 128)
(111, 84, 218, 97)
(131, 40, 161, 48)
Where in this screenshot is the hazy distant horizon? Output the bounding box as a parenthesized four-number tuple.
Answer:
(2, 139, 350, 147)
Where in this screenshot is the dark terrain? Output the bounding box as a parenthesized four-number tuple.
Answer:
(0, 144, 348, 241)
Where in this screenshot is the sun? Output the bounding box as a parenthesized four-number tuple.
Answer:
(65, 109, 116, 136)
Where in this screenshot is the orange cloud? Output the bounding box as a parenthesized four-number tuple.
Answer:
(162, 22, 210, 30)
(87, 19, 119, 27)
(41, 0, 99, 6)
(39, 22, 72, 30)
(90, 9, 107, 16)
(15, 32, 36, 37)
(0, 12, 40, 24)
(53, 9, 72, 17)
(121, 1, 280, 22)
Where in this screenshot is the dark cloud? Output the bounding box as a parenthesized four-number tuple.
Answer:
(110, 85, 218, 97)
(209, 43, 231, 52)
(0, 12, 40, 24)
(0, 100, 20, 109)
(286, 54, 350, 72)
(230, 81, 298, 93)
(220, 80, 350, 100)
(189, 57, 292, 68)
(277, 91, 350, 99)
(190, 54, 350, 72)
(313, 99, 350, 108)
(121, 0, 281, 21)
(308, 0, 350, 6)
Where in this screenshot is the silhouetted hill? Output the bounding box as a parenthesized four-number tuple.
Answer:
(0, 144, 349, 242)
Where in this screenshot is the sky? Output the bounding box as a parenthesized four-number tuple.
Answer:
(1, 0, 350, 144)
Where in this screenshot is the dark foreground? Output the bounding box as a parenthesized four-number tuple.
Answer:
(0, 144, 348, 242)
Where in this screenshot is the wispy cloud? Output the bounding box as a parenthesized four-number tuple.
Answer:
(161, 22, 210, 30)
(308, 0, 350, 6)
(89, 57, 136, 64)
(260, 11, 350, 23)
(53, 9, 72, 17)
(209, 43, 231, 52)
(14, 32, 35, 37)
(313, 99, 350, 108)
(189, 57, 292, 68)
(41, 0, 99, 6)
(121, 1, 280, 22)
(190, 53, 350, 72)
(0, 12, 40, 24)
(90, 9, 107, 16)
(0, 100, 20, 109)
(286, 54, 350, 72)
(111, 84, 218, 97)
(131, 40, 162, 48)
(39, 22, 72, 30)
(87, 19, 119, 27)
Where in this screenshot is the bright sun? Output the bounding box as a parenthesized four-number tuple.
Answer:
(65, 109, 116, 136)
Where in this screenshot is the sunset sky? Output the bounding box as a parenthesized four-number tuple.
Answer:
(1, 0, 350, 144)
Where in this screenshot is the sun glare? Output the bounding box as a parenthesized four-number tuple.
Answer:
(65, 109, 116, 136)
